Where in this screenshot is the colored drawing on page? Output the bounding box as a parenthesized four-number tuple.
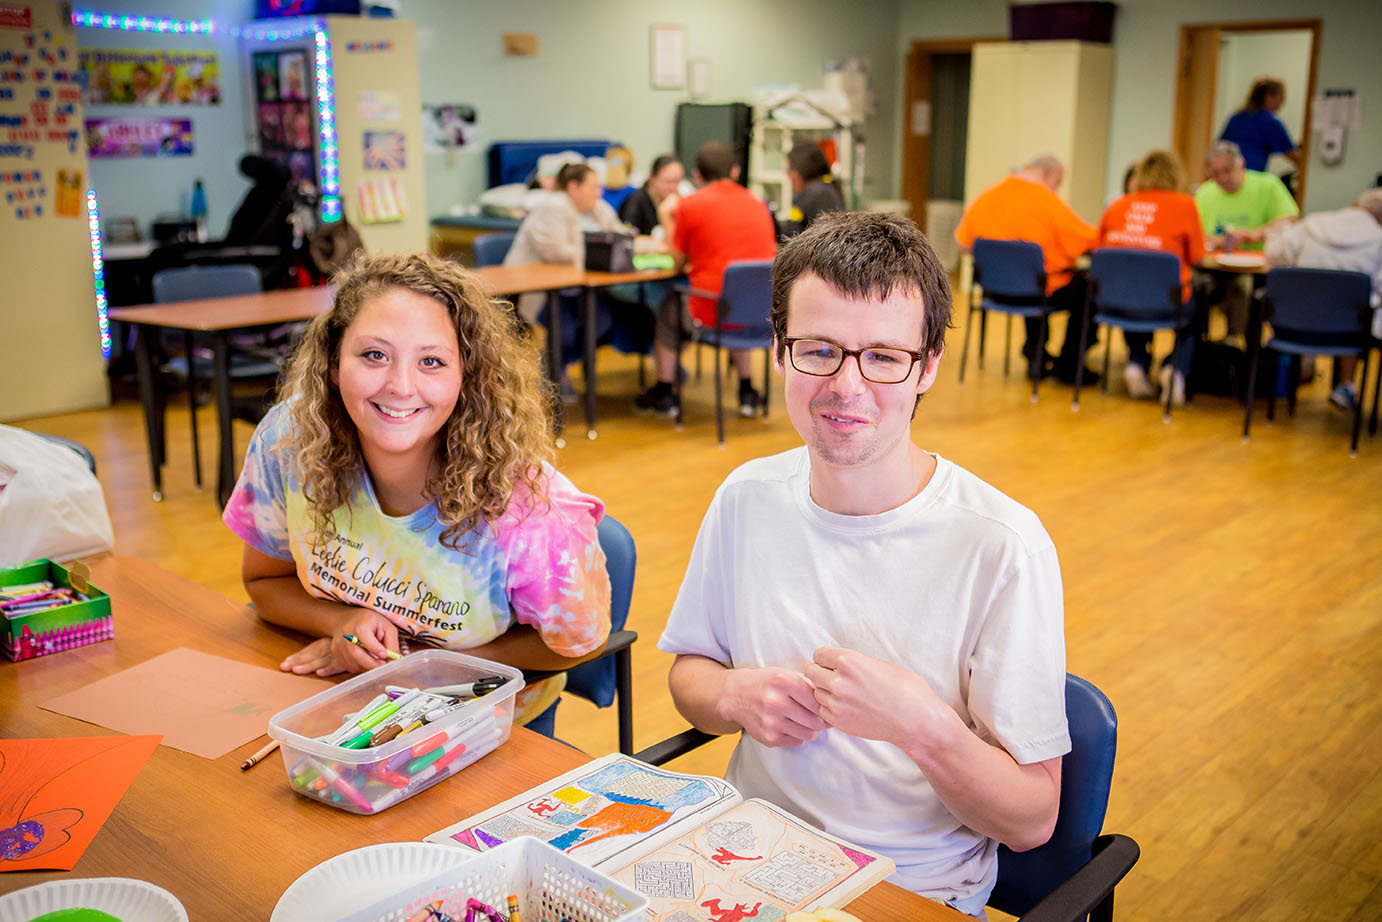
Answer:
(0, 735, 160, 871)
(552, 785, 588, 806)
(553, 802, 672, 852)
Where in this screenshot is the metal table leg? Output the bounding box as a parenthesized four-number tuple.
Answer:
(133, 324, 166, 501)
(583, 288, 598, 439)
(212, 330, 235, 508)
(545, 289, 564, 445)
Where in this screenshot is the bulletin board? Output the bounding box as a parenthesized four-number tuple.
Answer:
(0, 1, 109, 420)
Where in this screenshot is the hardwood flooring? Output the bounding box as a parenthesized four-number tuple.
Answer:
(14, 310, 1381, 922)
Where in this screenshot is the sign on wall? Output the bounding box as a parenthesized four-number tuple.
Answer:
(85, 116, 193, 158)
(79, 48, 221, 105)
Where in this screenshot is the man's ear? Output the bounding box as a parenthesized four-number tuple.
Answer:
(730, 164, 741, 182)
(915, 346, 944, 396)
(772, 340, 786, 378)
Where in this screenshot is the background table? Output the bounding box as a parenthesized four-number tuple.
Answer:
(0, 557, 961, 922)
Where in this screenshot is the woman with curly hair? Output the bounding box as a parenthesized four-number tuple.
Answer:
(222, 251, 611, 735)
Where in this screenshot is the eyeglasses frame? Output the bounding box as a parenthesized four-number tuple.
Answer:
(781, 336, 931, 384)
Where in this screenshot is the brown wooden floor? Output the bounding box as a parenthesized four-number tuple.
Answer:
(16, 309, 1382, 922)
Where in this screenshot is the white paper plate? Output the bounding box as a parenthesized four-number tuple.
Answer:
(0, 878, 187, 922)
(1214, 252, 1267, 268)
(272, 842, 473, 922)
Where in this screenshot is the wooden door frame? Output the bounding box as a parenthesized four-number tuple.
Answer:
(1171, 19, 1321, 206)
(901, 38, 998, 231)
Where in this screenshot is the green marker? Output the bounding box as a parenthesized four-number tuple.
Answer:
(406, 745, 448, 773)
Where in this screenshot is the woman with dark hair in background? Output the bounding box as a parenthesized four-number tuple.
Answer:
(1218, 77, 1301, 173)
(783, 140, 845, 236)
(619, 154, 684, 236)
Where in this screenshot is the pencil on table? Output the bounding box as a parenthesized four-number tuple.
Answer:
(240, 738, 280, 772)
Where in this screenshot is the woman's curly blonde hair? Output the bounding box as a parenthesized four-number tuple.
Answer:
(278, 251, 554, 550)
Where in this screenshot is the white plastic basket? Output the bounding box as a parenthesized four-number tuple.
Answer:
(340, 837, 647, 922)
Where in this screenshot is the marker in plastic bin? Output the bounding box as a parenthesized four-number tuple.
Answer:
(319, 692, 389, 743)
(326, 689, 421, 745)
(370, 724, 503, 811)
(424, 677, 507, 698)
(307, 758, 374, 812)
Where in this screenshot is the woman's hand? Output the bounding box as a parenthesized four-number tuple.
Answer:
(279, 609, 401, 676)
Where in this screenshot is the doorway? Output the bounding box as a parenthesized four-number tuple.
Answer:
(902, 38, 995, 269)
(1172, 19, 1320, 205)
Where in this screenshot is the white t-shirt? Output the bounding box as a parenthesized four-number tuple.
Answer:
(658, 447, 1070, 907)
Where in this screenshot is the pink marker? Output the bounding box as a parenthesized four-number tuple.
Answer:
(311, 759, 374, 812)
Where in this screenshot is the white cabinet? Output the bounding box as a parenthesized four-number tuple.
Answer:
(749, 98, 861, 217)
(963, 41, 1113, 224)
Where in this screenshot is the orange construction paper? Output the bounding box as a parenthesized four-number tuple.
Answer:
(40, 648, 333, 759)
(0, 734, 161, 871)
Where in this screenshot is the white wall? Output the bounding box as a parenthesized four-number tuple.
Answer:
(78, 0, 256, 237)
(402, 0, 901, 210)
(898, 0, 1382, 214)
(1213, 30, 1311, 147)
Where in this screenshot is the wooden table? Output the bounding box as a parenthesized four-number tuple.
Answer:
(0, 557, 961, 922)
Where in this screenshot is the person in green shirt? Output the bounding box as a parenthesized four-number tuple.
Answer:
(1195, 140, 1299, 250)
(1194, 141, 1300, 341)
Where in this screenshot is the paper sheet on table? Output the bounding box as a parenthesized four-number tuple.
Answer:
(0, 734, 161, 871)
(40, 648, 332, 759)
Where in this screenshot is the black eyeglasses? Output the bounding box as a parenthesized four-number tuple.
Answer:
(783, 337, 929, 384)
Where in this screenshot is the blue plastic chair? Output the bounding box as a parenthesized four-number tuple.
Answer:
(1242, 267, 1374, 454)
(674, 260, 774, 446)
(634, 673, 1139, 922)
(524, 514, 638, 754)
(960, 239, 1053, 400)
(472, 232, 516, 268)
(987, 674, 1139, 922)
(152, 264, 276, 488)
(1074, 248, 1193, 421)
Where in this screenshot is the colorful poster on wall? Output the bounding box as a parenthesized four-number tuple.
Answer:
(363, 130, 405, 170)
(278, 50, 308, 101)
(358, 90, 400, 122)
(423, 103, 478, 152)
(357, 176, 405, 223)
(85, 117, 193, 158)
(79, 48, 220, 105)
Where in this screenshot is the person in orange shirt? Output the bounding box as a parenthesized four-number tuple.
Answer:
(955, 155, 1099, 383)
(1096, 149, 1206, 405)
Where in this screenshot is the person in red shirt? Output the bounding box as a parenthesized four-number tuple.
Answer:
(634, 142, 777, 418)
(1097, 149, 1205, 405)
(954, 155, 1100, 383)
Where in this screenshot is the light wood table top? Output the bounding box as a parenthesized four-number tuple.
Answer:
(108, 285, 336, 332)
(0, 557, 961, 922)
(1197, 251, 1270, 275)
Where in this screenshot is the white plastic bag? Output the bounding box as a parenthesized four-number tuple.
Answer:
(0, 425, 115, 567)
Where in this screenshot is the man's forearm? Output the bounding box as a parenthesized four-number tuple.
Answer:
(668, 654, 741, 735)
(901, 710, 1061, 852)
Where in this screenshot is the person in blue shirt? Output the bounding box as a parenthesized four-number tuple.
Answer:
(1217, 78, 1301, 173)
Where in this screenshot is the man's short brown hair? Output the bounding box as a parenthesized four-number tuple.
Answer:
(771, 211, 952, 362)
(695, 141, 735, 183)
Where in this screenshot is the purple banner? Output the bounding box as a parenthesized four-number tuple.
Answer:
(85, 117, 193, 158)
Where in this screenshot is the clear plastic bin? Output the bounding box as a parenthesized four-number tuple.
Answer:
(267, 650, 522, 814)
(340, 837, 648, 922)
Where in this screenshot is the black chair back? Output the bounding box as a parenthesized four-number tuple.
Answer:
(1089, 248, 1182, 320)
(973, 238, 1046, 300)
(1265, 267, 1372, 342)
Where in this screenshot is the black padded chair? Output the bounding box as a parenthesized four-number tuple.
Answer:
(634, 673, 1139, 922)
(1242, 267, 1375, 455)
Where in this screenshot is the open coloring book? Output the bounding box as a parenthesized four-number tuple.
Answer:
(425, 754, 895, 921)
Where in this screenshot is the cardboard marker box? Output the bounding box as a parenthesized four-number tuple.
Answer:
(1, 559, 113, 662)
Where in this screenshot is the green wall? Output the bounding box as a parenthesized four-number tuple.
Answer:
(404, 0, 902, 210)
(897, 0, 1382, 213)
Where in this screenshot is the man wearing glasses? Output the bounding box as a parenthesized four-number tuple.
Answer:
(658, 212, 1069, 916)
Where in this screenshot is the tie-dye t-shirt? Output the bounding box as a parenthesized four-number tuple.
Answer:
(223, 404, 611, 673)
